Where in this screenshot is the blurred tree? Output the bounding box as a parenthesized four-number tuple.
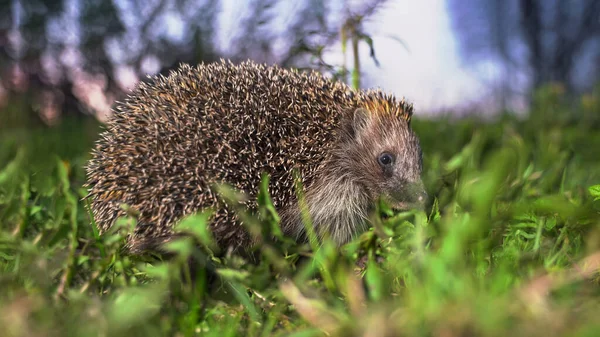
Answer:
(227, 0, 389, 86)
(0, 0, 388, 126)
(447, 0, 600, 109)
(0, 0, 220, 126)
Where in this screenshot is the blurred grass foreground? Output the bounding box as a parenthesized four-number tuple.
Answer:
(1, 80, 600, 337)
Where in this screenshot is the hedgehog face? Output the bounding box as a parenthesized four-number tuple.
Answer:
(347, 108, 427, 211)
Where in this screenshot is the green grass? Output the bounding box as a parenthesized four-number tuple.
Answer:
(1, 86, 599, 337)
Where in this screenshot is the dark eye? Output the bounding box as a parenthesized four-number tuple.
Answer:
(378, 152, 394, 167)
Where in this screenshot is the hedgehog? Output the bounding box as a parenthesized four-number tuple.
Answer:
(85, 59, 426, 254)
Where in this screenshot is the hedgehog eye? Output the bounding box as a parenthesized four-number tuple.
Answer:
(378, 152, 394, 167)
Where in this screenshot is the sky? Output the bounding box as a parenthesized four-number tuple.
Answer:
(355, 0, 486, 114)
(214, 0, 487, 115)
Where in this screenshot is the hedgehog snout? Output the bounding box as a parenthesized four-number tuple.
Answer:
(387, 180, 427, 210)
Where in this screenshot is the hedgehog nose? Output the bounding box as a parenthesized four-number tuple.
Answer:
(417, 190, 427, 203)
(397, 182, 427, 207)
(406, 183, 427, 208)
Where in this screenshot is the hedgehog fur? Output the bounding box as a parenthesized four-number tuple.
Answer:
(85, 59, 425, 254)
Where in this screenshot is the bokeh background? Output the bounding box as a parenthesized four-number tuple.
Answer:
(1, 0, 599, 126)
(1, 2, 600, 336)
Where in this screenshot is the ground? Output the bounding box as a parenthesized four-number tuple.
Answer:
(0, 85, 599, 337)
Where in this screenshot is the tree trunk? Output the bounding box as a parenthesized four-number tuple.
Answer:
(520, 0, 543, 89)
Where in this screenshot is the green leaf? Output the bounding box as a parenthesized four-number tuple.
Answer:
(227, 281, 260, 322)
(143, 263, 171, 280)
(257, 173, 283, 239)
(174, 210, 216, 251)
(589, 184, 600, 200)
(365, 257, 385, 302)
(109, 285, 166, 328)
(216, 268, 250, 282)
(162, 237, 194, 258)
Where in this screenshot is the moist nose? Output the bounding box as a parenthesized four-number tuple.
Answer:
(408, 183, 428, 204)
(416, 190, 427, 203)
(400, 182, 427, 204)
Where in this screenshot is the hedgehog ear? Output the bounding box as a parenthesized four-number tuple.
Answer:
(352, 108, 371, 133)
